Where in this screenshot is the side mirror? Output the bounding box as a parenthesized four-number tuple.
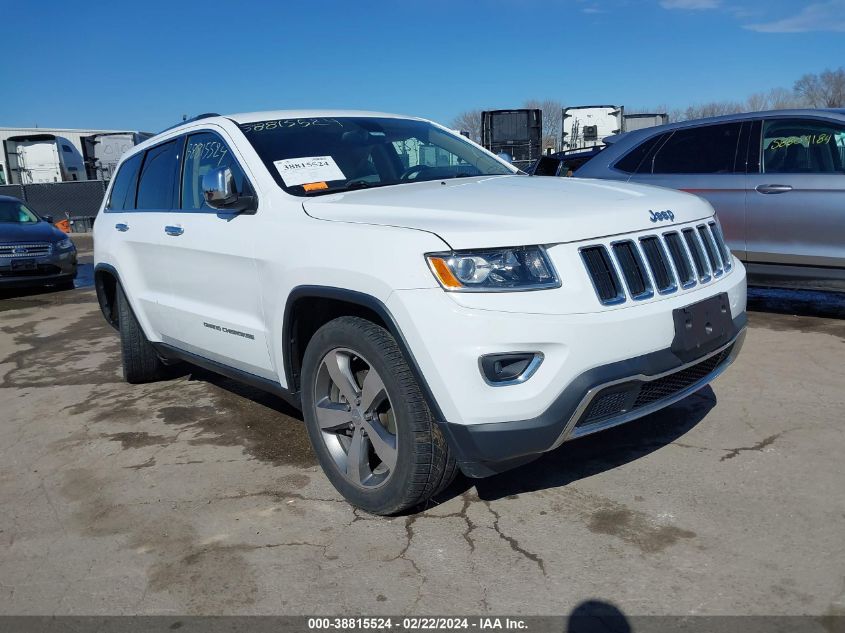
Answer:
(43, 215, 54, 224)
(202, 167, 256, 213)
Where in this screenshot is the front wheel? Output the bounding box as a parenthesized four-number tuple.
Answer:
(301, 316, 457, 515)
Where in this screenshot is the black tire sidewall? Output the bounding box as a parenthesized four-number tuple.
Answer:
(301, 318, 426, 515)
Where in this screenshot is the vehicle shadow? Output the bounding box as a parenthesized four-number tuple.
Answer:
(747, 286, 845, 320)
(171, 359, 716, 508)
(434, 387, 716, 505)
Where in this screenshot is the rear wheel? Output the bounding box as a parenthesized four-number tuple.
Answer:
(116, 284, 168, 384)
(301, 316, 456, 515)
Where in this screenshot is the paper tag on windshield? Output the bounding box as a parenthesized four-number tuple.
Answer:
(274, 156, 345, 186)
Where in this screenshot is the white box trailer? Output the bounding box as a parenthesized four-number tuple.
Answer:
(561, 105, 623, 150)
(622, 112, 669, 132)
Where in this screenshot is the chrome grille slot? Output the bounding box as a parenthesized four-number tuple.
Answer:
(580, 246, 624, 305)
(698, 224, 723, 276)
(708, 221, 732, 271)
(682, 228, 710, 282)
(664, 232, 696, 288)
(0, 242, 52, 258)
(639, 236, 677, 294)
(612, 241, 652, 299)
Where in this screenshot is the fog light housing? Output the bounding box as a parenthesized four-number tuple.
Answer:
(479, 352, 543, 386)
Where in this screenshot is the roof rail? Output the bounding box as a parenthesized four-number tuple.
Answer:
(156, 112, 221, 135)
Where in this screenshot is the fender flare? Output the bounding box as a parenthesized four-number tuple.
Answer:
(282, 285, 448, 424)
(93, 262, 122, 330)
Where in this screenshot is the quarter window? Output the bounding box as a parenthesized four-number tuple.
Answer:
(652, 123, 742, 174)
(136, 139, 181, 210)
(106, 152, 143, 211)
(181, 132, 249, 210)
(762, 119, 845, 174)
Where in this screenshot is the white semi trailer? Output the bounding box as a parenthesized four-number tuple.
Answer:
(3, 134, 87, 184)
(0, 127, 150, 184)
(622, 112, 669, 132)
(561, 105, 623, 150)
(82, 132, 152, 180)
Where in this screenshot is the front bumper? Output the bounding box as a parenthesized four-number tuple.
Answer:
(442, 324, 745, 477)
(388, 261, 747, 477)
(0, 251, 77, 288)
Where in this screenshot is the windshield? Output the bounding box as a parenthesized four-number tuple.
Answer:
(239, 117, 514, 196)
(0, 200, 39, 224)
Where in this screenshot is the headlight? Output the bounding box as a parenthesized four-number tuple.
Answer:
(426, 246, 560, 292)
(55, 238, 74, 250)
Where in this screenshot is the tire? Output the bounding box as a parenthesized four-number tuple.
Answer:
(301, 316, 457, 515)
(116, 284, 168, 384)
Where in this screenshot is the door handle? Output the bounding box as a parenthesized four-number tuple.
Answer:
(755, 184, 793, 194)
(115, 223, 129, 232)
(164, 225, 184, 237)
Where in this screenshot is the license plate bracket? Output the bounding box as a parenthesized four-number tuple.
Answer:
(671, 292, 733, 361)
(10, 259, 37, 272)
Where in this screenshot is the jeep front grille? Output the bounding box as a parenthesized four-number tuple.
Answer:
(581, 223, 731, 305)
(0, 242, 52, 258)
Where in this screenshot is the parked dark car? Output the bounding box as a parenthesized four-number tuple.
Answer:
(554, 109, 845, 291)
(0, 195, 77, 289)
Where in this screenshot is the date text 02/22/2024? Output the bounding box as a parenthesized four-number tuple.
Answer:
(307, 618, 529, 631)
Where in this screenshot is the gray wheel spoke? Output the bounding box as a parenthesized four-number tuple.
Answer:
(315, 399, 353, 431)
(346, 427, 368, 484)
(361, 416, 397, 471)
(324, 350, 360, 404)
(361, 368, 387, 416)
(314, 346, 398, 490)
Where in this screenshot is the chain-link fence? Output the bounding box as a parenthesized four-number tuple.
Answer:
(0, 181, 105, 232)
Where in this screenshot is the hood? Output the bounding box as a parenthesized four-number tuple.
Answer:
(0, 221, 64, 244)
(303, 175, 714, 250)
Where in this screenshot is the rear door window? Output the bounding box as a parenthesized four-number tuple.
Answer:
(136, 139, 182, 210)
(652, 123, 742, 174)
(106, 152, 143, 211)
(181, 132, 250, 210)
(762, 119, 845, 174)
(614, 133, 667, 173)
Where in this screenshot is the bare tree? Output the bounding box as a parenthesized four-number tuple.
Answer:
(767, 86, 807, 109)
(665, 108, 686, 123)
(524, 99, 563, 151)
(682, 101, 745, 121)
(794, 67, 845, 108)
(451, 109, 483, 143)
(745, 92, 770, 112)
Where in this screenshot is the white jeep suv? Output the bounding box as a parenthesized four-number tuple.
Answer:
(94, 110, 747, 514)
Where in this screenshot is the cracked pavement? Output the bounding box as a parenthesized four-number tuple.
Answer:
(1, 236, 843, 616)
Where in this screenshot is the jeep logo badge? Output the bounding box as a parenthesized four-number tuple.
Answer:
(649, 209, 675, 223)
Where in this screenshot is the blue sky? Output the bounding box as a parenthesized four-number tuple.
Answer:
(1, 0, 843, 132)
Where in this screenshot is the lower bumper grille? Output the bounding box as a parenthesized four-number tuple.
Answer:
(576, 344, 734, 429)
